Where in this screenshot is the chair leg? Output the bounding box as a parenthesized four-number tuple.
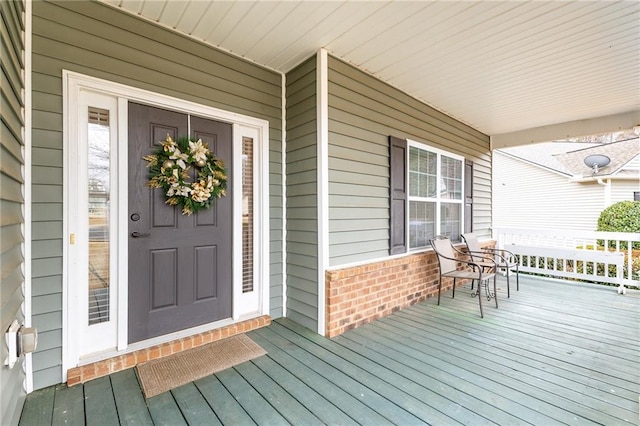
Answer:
(516, 266, 519, 291)
(452, 278, 456, 299)
(506, 268, 510, 298)
(493, 275, 498, 308)
(437, 277, 442, 305)
(477, 282, 483, 318)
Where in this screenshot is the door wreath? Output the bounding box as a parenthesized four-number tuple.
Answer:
(143, 134, 227, 215)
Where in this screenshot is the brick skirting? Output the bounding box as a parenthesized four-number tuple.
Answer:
(67, 315, 271, 386)
(325, 243, 495, 338)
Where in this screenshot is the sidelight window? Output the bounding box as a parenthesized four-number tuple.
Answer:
(87, 107, 111, 324)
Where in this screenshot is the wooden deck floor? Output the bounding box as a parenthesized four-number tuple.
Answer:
(20, 275, 640, 425)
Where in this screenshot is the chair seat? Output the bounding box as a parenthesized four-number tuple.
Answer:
(442, 270, 495, 280)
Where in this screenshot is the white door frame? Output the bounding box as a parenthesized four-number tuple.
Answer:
(62, 71, 270, 377)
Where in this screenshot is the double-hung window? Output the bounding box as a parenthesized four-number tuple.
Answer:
(408, 140, 464, 249)
(389, 136, 468, 254)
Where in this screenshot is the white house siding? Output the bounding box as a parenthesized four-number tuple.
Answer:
(31, 0, 283, 390)
(493, 151, 606, 231)
(327, 57, 492, 266)
(610, 180, 640, 204)
(1, 0, 27, 423)
(285, 57, 319, 331)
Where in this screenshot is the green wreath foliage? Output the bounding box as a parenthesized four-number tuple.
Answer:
(143, 134, 227, 215)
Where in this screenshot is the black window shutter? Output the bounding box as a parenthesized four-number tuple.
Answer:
(464, 159, 474, 233)
(389, 136, 407, 254)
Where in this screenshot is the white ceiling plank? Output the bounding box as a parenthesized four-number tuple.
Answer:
(189, 2, 236, 42)
(203, 2, 257, 49)
(137, 0, 168, 22)
(333, 2, 431, 59)
(175, 1, 215, 35)
(358, 2, 479, 73)
(427, 2, 638, 81)
(255, 2, 346, 67)
(217, 2, 302, 57)
(157, 1, 191, 28)
(98, 0, 640, 136)
(273, 2, 391, 71)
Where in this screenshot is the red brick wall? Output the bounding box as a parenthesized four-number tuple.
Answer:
(325, 243, 494, 338)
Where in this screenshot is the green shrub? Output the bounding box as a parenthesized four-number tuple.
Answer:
(597, 201, 640, 250)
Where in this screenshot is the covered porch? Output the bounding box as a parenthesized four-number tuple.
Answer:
(20, 274, 639, 425)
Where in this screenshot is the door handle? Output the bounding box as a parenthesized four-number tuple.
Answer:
(131, 231, 151, 238)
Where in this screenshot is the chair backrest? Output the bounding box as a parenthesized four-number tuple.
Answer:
(430, 237, 457, 274)
(461, 233, 483, 261)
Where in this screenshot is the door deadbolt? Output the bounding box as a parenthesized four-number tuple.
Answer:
(130, 213, 140, 221)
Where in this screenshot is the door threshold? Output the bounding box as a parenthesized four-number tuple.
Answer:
(67, 315, 271, 386)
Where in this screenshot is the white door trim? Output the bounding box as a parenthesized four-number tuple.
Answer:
(62, 71, 270, 378)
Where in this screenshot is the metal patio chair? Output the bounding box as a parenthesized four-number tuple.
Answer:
(430, 236, 497, 318)
(462, 233, 519, 298)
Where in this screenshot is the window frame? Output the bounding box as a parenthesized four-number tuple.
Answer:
(406, 139, 465, 249)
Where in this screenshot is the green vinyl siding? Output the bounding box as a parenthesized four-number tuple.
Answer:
(31, 0, 283, 389)
(327, 56, 491, 265)
(1, 0, 26, 423)
(285, 56, 319, 332)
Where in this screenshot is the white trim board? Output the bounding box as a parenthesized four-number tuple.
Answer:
(24, 0, 34, 394)
(316, 49, 329, 336)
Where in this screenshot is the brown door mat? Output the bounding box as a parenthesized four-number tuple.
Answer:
(136, 334, 266, 398)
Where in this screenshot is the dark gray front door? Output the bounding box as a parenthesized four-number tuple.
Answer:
(128, 102, 232, 343)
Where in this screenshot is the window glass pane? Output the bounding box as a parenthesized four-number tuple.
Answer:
(441, 156, 463, 200)
(409, 200, 436, 249)
(409, 146, 436, 198)
(242, 137, 254, 293)
(441, 203, 462, 242)
(88, 107, 110, 325)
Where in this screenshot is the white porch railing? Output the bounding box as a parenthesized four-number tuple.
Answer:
(494, 227, 640, 291)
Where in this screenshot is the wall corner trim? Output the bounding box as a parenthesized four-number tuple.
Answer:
(316, 49, 329, 336)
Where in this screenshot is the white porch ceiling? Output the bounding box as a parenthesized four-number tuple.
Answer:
(103, 0, 640, 138)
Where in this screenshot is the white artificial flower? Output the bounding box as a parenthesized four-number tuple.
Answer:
(169, 148, 189, 169)
(189, 139, 210, 163)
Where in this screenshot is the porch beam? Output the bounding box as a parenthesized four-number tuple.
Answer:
(491, 110, 640, 149)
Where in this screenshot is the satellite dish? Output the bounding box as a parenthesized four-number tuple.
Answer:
(583, 154, 610, 174)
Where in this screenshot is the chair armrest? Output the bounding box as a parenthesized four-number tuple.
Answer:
(482, 247, 517, 263)
(434, 251, 490, 272)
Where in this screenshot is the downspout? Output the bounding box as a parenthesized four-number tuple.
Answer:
(597, 178, 611, 207)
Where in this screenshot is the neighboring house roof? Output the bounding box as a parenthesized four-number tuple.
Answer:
(553, 138, 640, 178)
(497, 138, 640, 179)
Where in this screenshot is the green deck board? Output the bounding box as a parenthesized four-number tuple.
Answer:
(249, 354, 359, 426)
(332, 331, 525, 425)
(147, 392, 187, 425)
(18, 275, 640, 426)
(52, 383, 85, 425)
(250, 328, 393, 425)
(19, 385, 55, 426)
(84, 376, 119, 426)
(215, 367, 289, 425)
(194, 374, 256, 425)
(170, 382, 220, 426)
(275, 319, 492, 425)
(350, 316, 628, 425)
(390, 308, 640, 410)
(418, 300, 638, 383)
(416, 296, 640, 391)
(233, 360, 324, 426)
(267, 321, 426, 425)
(110, 369, 153, 425)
